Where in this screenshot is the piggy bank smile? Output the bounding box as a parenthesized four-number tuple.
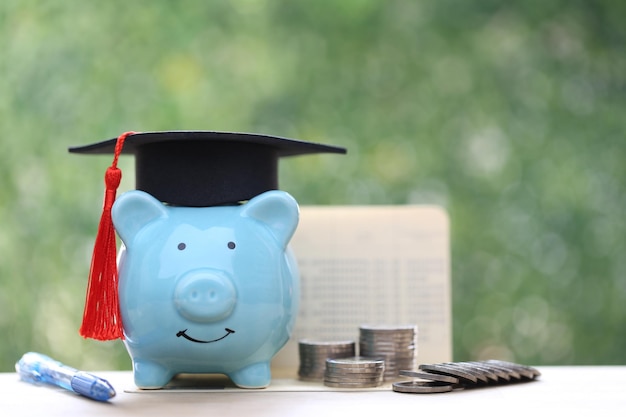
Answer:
(176, 328, 235, 343)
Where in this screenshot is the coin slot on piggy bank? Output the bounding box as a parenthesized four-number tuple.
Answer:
(70, 131, 346, 389)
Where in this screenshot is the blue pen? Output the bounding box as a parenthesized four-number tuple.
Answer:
(15, 352, 116, 401)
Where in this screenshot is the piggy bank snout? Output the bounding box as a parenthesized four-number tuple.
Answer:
(174, 270, 237, 323)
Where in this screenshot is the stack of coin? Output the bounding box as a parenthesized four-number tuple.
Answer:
(298, 340, 356, 381)
(324, 357, 385, 388)
(359, 325, 417, 380)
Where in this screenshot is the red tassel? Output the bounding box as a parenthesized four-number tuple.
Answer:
(79, 131, 136, 341)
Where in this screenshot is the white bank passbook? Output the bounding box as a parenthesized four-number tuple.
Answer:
(272, 205, 452, 375)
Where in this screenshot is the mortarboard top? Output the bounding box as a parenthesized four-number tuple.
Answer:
(69, 130, 347, 207)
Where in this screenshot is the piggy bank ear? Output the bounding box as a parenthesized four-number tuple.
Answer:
(240, 190, 299, 248)
(112, 190, 168, 245)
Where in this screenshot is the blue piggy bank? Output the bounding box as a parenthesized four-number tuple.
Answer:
(111, 189, 300, 389)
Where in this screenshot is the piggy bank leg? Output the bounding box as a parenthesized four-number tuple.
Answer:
(228, 362, 271, 388)
(132, 358, 174, 389)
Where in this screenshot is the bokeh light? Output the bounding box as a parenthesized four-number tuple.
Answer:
(1, 0, 624, 370)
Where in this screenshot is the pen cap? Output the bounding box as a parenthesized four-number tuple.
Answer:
(69, 131, 346, 341)
(71, 371, 116, 401)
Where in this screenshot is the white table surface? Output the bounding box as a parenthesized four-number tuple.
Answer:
(2, 366, 624, 417)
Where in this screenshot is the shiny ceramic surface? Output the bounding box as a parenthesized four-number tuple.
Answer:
(111, 190, 300, 389)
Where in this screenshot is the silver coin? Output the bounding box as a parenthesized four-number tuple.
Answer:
(325, 368, 384, 375)
(360, 324, 417, 330)
(326, 363, 384, 370)
(326, 357, 385, 367)
(325, 372, 383, 377)
(504, 360, 540, 377)
(300, 351, 355, 358)
(324, 372, 383, 379)
(327, 371, 385, 378)
(360, 335, 416, 340)
(411, 360, 540, 390)
(419, 363, 478, 384)
(360, 335, 415, 340)
(358, 325, 418, 381)
(361, 346, 415, 352)
(478, 362, 520, 380)
(483, 360, 540, 379)
(359, 336, 415, 342)
(456, 362, 499, 383)
(360, 336, 416, 342)
(298, 340, 357, 381)
(392, 381, 454, 394)
(324, 380, 383, 388)
(440, 362, 489, 383)
(299, 341, 355, 351)
(360, 346, 415, 352)
(465, 361, 513, 381)
(300, 353, 354, 360)
(300, 348, 353, 353)
(300, 344, 355, 349)
(299, 339, 355, 345)
(483, 360, 537, 379)
(365, 352, 416, 359)
(301, 348, 355, 353)
(398, 369, 459, 384)
(324, 375, 384, 383)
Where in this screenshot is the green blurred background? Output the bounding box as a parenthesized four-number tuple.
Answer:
(1, 0, 624, 371)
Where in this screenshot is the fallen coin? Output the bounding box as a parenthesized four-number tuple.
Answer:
(392, 381, 455, 394)
(484, 360, 540, 379)
(457, 361, 500, 383)
(471, 361, 518, 381)
(441, 362, 489, 383)
(398, 370, 459, 384)
(419, 363, 478, 384)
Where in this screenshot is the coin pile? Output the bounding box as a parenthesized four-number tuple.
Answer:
(298, 340, 356, 381)
(359, 325, 417, 380)
(392, 359, 541, 394)
(324, 357, 385, 388)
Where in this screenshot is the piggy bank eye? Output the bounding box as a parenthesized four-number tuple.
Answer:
(177, 243, 187, 250)
(227, 241, 236, 250)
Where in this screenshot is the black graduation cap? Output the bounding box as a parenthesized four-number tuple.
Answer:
(69, 130, 347, 207)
